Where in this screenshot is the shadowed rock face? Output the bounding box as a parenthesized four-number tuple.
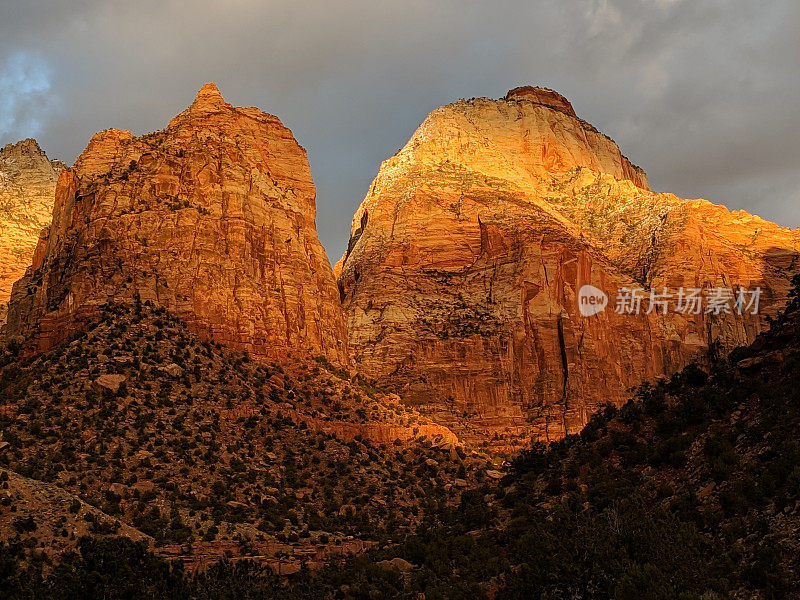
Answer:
(0, 139, 65, 327)
(6, 84, 349, 366)
(337, 88, 800, 450)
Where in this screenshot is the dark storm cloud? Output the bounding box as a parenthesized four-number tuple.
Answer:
(1, 0, 798, 261)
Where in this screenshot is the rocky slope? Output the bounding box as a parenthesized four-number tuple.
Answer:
(300, 276, 800, 599)
(0, 140, 64, 327)
(6, 281, 800, 598)
(337, 86, 800, 450)
(0, 303, 488, 568)
(4, 84, 348, 366)
(0, 468, 151, 560)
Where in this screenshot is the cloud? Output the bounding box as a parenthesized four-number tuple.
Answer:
(0, 52, 56, 140)
(583, 0, 624, 36)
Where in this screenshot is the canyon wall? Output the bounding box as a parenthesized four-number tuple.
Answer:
(6, 84, 349, 366)
(337, 87, 800, 449)
(0, 139, 64, 327)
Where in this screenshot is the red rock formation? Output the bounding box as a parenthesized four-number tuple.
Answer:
(337, 89, 800, 450)
(505, 86, 578, 117)
(0, 139, 64, 327)
(6, 84, 348, 366)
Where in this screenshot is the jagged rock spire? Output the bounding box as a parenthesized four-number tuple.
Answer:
(190, 82, 227, 112)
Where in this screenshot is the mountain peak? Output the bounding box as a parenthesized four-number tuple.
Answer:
(191, 82, 227, 111)
(337, 90, 800, 450)
(1, 138, 44, 160)
(6, 85, 349, 367)
(505, 86, 576, 117)
(0, 137, 62, 327)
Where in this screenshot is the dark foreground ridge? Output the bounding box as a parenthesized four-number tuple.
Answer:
(3, 278, 800, 597)
(0, 302, 489, 579)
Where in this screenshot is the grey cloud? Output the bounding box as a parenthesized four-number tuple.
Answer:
(0, 0, 797, 262)
(0, 51, 57, 139)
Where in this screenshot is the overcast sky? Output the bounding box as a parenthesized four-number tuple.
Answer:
(1, 0, 798, 262)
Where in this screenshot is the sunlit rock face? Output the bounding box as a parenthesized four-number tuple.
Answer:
(6, 84, 349, 367)
(0, 139, 64, 327)
(337, 87, 800, 450)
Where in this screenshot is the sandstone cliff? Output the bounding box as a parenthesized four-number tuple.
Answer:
(337, 87, 800, 450)
(0, 139, 64, 327)
(5, 84, 348, 366)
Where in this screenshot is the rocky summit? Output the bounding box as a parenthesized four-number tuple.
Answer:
(0, 139, 64, 328)
(5, 84, 349, 366)
(337, 87, 800, 450)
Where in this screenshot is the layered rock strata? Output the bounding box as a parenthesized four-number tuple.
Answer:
(6, 84, 348, 366)
(0, 139, 64, 326)
(337, 87, 800, 449)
